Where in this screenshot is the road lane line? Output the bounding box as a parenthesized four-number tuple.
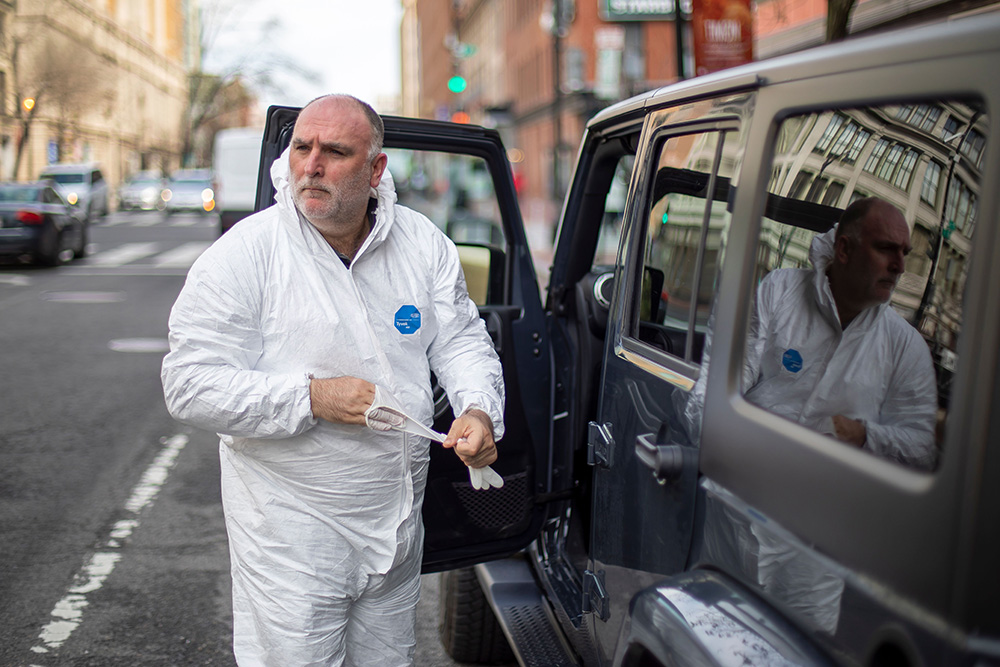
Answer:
(151, 241, 212, 267)
(86, 242, 160, 267)
(131, 215, 164, 227)
(28, 434, 189, 661)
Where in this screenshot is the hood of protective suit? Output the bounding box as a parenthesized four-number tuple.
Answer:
(270, 146, 400, 258)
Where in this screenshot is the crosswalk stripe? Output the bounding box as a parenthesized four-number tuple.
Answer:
(88, 242, 161, 267)
(150, 242, 212, 267)
(131, 216, 163, 227)
(169, 216, 208, 227)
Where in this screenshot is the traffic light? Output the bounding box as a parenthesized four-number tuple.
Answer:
(451, 111, 471, 124)
(447, 76, 467, 94)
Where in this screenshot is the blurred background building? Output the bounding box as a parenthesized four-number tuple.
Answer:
(401, 0, 998, 241)
(1, 0, 191, 187)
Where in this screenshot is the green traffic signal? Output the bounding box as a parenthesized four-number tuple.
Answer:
(447, 76, 467, 94)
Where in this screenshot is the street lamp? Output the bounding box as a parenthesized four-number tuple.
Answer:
(22, 97, 35, 113)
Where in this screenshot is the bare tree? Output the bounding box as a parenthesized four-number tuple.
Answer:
(183, 1, 319, 166)
(10, 31, 112, 177)
(826, 0, 859, 41)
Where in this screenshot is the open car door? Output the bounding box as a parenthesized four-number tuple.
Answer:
(254, 106, 551, 572)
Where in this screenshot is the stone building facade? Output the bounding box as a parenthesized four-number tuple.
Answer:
(1, 0, 190, 191)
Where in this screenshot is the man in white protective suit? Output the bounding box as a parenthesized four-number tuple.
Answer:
(743, 196, 938, 470)
(161, 94, 505, 665)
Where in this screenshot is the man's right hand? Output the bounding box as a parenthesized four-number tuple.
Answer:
(309, 376, 375, 425)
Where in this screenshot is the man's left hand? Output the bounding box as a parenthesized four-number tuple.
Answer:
(443, 409, 497, 468)
(832, 415, 866, 447)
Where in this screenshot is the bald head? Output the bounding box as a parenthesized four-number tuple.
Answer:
(828, 197, 911, 327)
(299, 94, 384, 161)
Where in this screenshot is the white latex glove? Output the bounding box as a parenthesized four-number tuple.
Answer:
(364, 385, 406, 431)
(469, 464, 505, 490)
(366, 386, 504, 491)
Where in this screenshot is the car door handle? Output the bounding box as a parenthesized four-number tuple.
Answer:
(635, 433, 697, 482)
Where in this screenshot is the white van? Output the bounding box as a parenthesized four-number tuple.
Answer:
(213, 128, 262, 234)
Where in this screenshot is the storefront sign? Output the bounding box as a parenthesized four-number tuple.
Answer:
(691, 0, 754, 76)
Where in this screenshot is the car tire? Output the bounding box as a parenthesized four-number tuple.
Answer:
(37, 224, 62, 267)
(439, 567, 515, 665)
(74, 223, 89, 259)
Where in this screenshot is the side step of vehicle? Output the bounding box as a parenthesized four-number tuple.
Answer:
(475, 559, 581, 667)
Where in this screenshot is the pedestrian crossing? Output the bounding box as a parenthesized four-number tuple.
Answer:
(64, 240, 215, 275)
(99, 213, 217, 228)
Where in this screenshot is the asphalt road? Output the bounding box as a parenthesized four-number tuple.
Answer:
(0, 210, 481, 666)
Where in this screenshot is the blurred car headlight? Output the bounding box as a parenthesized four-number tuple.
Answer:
(201, 188, 215, 203)
(67, 192, 78, 205)
(161, 189, 172, 202)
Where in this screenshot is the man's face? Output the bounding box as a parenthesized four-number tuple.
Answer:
(838, 204, 912, 308)
(288, 98, 385, 228)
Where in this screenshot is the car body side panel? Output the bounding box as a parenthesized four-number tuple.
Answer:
(614, 568, 834, 667)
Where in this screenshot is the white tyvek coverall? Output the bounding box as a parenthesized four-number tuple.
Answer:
(743, 227, 937, 470)
(161, 151, 505, 666)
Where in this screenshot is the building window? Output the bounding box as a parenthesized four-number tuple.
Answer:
(864, 138, 890, 173)
(941, 115, 960, 141)
(960, 129, 986, 167)
(919, 107, 941, 132)
(921, 160, 943, 206)
(815, 115, 845, 153)
(821, 182, 845, 207)
(805, 177, 829, 203)
(788, 171, 812, 199)
(829, 122, 858, 157)
(877, 144, 904, 181)
(845, 129, 871, 163)
(893, 149, 920, 189)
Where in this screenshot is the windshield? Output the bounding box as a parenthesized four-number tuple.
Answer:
(0, 187, 41, 202)
(45, 173, 85, 185)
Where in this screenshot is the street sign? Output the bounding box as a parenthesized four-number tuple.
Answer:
(600, 0, 679, 20)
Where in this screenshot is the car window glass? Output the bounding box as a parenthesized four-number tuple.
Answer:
(384, 148, 506, 305)
(0, 186, 37, 202)
(594, 155, 635, 267)
(630, 129, 735, 364)
(744, 99, 986, 472)
(47, 173, 84, 184)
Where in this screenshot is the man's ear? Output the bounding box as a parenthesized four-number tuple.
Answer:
(834, 234, 852, 264)
(370, 153, 388, 188)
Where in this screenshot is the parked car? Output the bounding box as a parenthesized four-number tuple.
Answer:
(0, 182, 86, 266)
(162, 168, 215, 214)
(38, 162, 109, 222)
(117, 170, 166, 211)
(254, 13, 1000, 667)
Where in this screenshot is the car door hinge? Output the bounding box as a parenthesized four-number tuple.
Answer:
(582, 569, 610, 621)
(587, 421, 614, 468)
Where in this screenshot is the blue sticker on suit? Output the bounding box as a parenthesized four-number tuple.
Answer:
(394, 305, 421, 334)
(782, 349, 803, 373)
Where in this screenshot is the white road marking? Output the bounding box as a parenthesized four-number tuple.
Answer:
(168, 215, 208, 227)
(130, 215, 164, 227)
(108, 338, 170, 353)
(42, 291, 126, 304)
(0, 273, 30, 287)
(150, 241, 211, 268)
(87, 242, 160, 267)
(29, 434, 189, 659)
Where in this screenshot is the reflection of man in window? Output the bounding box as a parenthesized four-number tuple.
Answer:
(744, 197, 938, 470)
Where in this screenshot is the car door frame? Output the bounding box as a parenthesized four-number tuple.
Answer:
(699, 21, 1000, 634)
